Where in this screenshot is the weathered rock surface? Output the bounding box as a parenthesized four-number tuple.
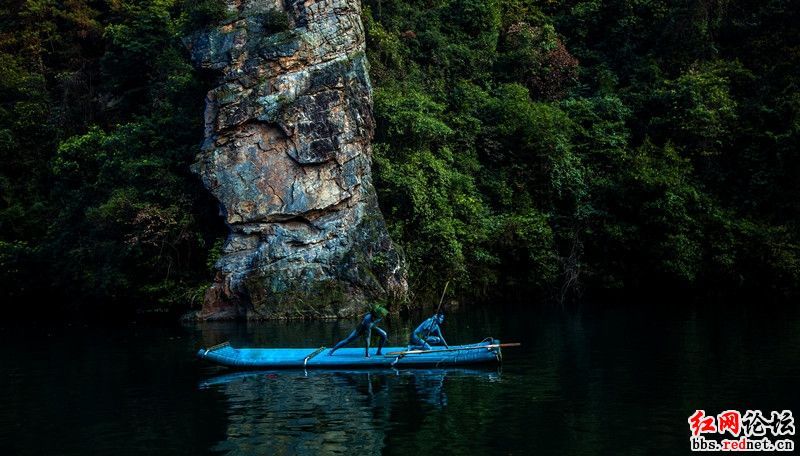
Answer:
(186, 0, 407, 319)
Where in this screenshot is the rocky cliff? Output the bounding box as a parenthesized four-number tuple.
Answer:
(187, 0, 407, 319)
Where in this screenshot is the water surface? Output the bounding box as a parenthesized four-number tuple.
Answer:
(1, 303, 798, 454)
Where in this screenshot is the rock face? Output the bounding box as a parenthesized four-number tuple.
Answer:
(187, 0, 407, 319)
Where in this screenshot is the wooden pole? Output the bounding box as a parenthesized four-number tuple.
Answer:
(435, 280, 449, 315)
(385, 343, 521, 357)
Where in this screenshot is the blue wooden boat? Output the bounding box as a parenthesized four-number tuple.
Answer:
(196, 339, 507, 369)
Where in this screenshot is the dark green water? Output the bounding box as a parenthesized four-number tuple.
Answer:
(1, 304, 798, 455)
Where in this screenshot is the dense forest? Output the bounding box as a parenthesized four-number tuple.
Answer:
(1, 0, 798, 316)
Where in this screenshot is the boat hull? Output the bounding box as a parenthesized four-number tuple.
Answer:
(197, 340, 502, 369)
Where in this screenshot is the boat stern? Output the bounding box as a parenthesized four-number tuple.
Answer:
(491, 338, 503, 363)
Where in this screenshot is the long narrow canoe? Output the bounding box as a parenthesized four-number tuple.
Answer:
(196, 339, 504, 369)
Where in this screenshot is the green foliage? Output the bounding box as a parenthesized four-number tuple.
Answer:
(177, 0, 227, 33)
(375, 87, 453, 144)
(1, 0, 798, 316)
(255, 10, 290, 35)
(650, 62, 739, 158)
(365, 0, 800, 299)
(0, 0, 224, 314)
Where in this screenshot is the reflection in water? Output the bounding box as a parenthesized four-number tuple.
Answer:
(199, 369, 501, 455)
(1, 304, 798, 455)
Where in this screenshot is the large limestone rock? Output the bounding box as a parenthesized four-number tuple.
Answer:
(186, 0, 407, 319)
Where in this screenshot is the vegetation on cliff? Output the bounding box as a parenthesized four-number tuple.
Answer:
(0, 0, 225, 315)
(1, 0, 798, 315)
(365, 0, 800, 301)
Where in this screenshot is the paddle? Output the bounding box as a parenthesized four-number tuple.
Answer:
(384, 343, 521, 356)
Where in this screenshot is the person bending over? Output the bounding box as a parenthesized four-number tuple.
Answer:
(409, 313, 448, 350)
(329, 305, 388, 357)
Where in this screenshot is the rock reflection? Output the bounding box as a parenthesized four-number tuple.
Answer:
(200, 368, 500, 455)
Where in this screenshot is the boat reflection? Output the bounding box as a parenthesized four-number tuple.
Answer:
(199, 368, 501, 454)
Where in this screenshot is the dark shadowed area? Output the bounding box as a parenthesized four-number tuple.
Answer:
(1, 300, 798, 455)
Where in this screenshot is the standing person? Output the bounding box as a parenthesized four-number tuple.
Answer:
(329, 305, 389, 357)
(409, 313, 448, 350)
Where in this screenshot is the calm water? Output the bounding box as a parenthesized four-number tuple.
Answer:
(1, 303, 798, 455)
